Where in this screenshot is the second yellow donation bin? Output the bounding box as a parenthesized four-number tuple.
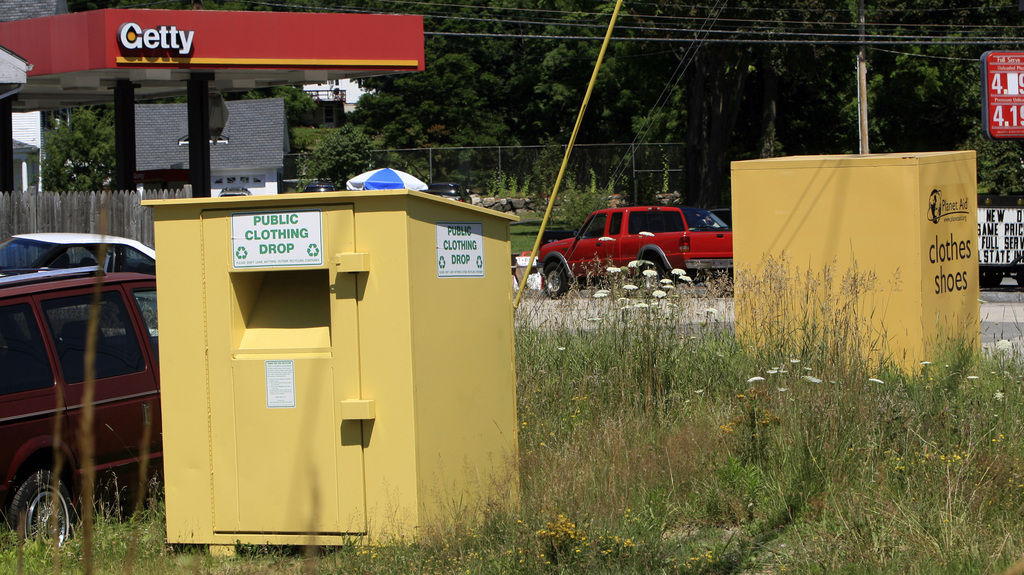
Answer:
(731, 151, 979, 371)
(145, 190, 519, 546)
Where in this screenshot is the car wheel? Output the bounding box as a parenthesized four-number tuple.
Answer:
(8, 469, 75, 545)
(543, 262, 570, 298)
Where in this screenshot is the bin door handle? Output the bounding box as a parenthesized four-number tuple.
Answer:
(340, 399, 376, 420)
(334, 252, 370, 273)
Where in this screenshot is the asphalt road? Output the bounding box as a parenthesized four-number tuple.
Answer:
(517, 279, 1024, 354)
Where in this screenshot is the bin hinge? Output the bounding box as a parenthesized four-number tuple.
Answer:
(340, 399, 376, 420)
(334, 252, 370, 273)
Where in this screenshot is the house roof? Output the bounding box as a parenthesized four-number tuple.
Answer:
(135, 98, 288, 172)
(0, 0, 67, 22)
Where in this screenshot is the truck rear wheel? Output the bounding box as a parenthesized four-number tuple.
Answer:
(543, 262, 570, 298)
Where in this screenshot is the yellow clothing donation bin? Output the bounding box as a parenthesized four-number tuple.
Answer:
(731, 151, 979, 371)
(145, 190, 519, 547)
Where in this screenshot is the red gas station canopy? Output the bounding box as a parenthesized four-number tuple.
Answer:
(0, 9, 425, 111)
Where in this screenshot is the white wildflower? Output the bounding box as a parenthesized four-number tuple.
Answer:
(790, 358, 801, 364)
(704, 307, 718, 317)
(679, 275, 693, 283)
(627, 260, 643, 268)
(995, 391, 1005, 401)
(586, 317, 602, 322)
(660, 278, 674, 285)
(966, 375, 979, 380)
(652, 290, 667, 298)
(777, 387, 788, 393)
(593, 291, 609, 299)
(801, 375, 822, 383)
(557, 347, 566, 351)
(642, 269, 659, 278)
(671, 268, 688, 277)
(606, 266, 622, 274)
(616, 297, 630, 304)
(767, 369, 779, 375)
(695, 389, 705, 395)
(995, 339, 1013, 354)
(920, 361, 932, 366)
(868, 378, 884, 384)
(623, 284, 639, 291)
(634, 302, 650, 309)
(747, 376, 765, 383)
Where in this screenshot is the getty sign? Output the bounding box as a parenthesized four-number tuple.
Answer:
(231, 210, 323, 269)
(118, 22, 195, 56)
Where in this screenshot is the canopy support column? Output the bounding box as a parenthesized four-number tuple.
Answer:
(0, 96, 12, 192)
(187, 73, 212, 198)
(114, 79, 137, 192)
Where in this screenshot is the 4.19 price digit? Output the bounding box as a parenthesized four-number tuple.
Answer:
(992, 105, 1024, 127)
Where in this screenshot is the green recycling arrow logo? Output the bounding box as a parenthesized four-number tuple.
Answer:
(476, 255, 484, 268)
(438, 256, 446, 269)
(307, 243, 320, 257)
(235, 246, 248, 260)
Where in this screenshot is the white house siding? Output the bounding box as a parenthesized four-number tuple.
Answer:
(12, 111, 40, 147)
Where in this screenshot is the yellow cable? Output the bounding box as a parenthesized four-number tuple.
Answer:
(513, 0, 625, 310)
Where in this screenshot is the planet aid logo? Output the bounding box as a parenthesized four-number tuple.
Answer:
(927, 188, 969, 224)
(118, 22, 195, 56)
(926, 188, 973, 295)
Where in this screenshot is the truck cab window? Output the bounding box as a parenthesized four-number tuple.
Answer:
(580, 214, 607, 239)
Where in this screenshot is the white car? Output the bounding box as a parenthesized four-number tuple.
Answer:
(0, 233, 155, 275)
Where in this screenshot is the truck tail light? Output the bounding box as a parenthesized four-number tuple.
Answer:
(680, 235, 691, 253)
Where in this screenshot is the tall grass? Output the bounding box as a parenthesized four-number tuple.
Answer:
(4, 266, 1024, 573)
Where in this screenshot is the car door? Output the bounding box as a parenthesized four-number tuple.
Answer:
(566, 213, 609, 276)
(0, 299, 62, 499)
(37, 283, 159, 476)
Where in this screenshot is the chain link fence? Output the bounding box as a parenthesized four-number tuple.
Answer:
(286, 143, 686, 205)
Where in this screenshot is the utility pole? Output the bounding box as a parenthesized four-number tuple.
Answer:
(857, 0, 870, 154)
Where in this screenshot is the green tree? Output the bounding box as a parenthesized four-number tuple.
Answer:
(300, 124, 375, 187)
(41, 107, 116, 192)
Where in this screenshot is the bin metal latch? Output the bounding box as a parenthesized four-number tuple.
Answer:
(334, 252, 370, 273)
(340, 399, 376, 420)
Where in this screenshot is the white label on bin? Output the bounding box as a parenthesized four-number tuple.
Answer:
(232, 210, 323, 268)
(265, 360, 295, 408)
(436, 222, 484, 278)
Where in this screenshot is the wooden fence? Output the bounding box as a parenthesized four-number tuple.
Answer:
(0, 189, 190, 247)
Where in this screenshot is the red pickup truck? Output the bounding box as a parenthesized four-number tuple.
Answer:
(537, 206, 732, 297)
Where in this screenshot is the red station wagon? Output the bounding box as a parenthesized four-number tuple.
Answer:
(0, 269, 161, 543)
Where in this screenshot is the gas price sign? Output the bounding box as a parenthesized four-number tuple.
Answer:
(982, 51, 1024, 139)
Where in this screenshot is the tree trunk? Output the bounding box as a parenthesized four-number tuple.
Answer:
(685, 48, 750, 208)
(760, 70, 778, 158)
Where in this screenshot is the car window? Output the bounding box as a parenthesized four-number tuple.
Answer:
(48, 246, 99, 269)
(682, 208, 729, 231)
(122, 247, 156, 275)
(608, 212, 622, 235)
(132, 289, 158, 362)
(0, 303, 54, 394)
(627, 211, 685, 234)
(0, 238, 53, 269)
(41, 292, 145, 384)
(579, 214, 608, 239)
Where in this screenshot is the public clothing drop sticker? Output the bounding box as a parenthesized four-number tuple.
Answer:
(436, 222, 485, 278)
(232, 209, 323, 268)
